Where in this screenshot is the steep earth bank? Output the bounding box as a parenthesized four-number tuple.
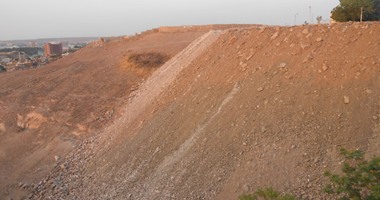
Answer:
(0, 28, 208, 199)
(29, 22, 380, 199)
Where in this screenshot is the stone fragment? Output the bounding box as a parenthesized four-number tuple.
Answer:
(271, 32, 279, 40)
(0, 123, 5, 133)
(243, 184, 250, 193)
(279, 62, 287, 68)
(54, 155, 60, 162)
(344, 96, 350, 104)
(322, 64, 329, 71)
(261, 126, 267, 133)
(257, 87, 264, 92)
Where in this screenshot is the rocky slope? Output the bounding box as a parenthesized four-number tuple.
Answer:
(0, 28, 209, 199)
(22, 22, 380, 199)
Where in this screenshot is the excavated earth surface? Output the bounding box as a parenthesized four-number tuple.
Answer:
(0, 26, 233, 199)
(2, 22, 380, 200)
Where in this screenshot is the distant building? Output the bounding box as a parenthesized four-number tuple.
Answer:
(44, 43, 63, 57)
(29, 41, 37, 47)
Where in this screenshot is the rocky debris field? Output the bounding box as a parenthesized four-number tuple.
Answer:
(3, 22, 380, 200)
(0, 28, 210, 199)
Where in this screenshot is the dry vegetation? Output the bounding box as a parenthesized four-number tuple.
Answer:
(128, 52, 169, 68)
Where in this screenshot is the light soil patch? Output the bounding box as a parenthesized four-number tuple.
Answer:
(16, 112, 48, 130)
(0, 123, 6, 133)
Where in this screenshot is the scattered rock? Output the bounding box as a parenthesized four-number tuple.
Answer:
(302, 29, 309, 34)
(0, 123, 5, 133)
(271, 32, 279, 40)
(322, 64, 329, 71)
(279, 62, 287, 68)
(246, 55, 253, 61)
(243, 184, 250, 193)
(77, 124, 87, 132)
(300, 43, 310, 49)
(261, 126, 267, 133)
(16, 112, 48, 131)
(105, 109, 114, 119)
(54, 155, 60, 162)
(344, 96, 350, 104)
(316, 37, 323, 42)
(257, 87, 264, 92)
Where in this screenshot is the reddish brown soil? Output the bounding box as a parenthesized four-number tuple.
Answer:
(3, 22, 380, 200)
(0, 29, 210, 199)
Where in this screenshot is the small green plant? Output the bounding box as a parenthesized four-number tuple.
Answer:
(323, 148, 380, 200)
(238, 188, 295, 200)
(239, 149, 379, 200)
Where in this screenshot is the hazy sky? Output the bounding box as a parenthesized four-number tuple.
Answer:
(0, 0, 339, 41)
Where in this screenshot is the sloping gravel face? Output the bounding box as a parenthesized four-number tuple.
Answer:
(0, 30, 207, 199)
(31, 22, 380, 200)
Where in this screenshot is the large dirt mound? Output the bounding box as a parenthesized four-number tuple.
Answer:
(28, 22, 380, 199)
(0, 28, 210, 199)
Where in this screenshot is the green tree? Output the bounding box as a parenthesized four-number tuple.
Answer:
(324, 149, 380, 200)
(368, 0, 380, 20)
(331, 0, 380, 21)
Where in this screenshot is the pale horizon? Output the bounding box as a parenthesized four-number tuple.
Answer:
(0, 0, 339, 41)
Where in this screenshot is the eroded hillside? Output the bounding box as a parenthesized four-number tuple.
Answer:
(0, 27, 213, 199)
(22, 22, 380, 199)
(32, 23, 380, 199)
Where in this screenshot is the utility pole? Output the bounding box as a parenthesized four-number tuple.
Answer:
(294, 13, 299, 25)
(360, 7, 363, 22)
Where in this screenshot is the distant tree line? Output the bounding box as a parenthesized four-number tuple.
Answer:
(331, 0, 380, 22)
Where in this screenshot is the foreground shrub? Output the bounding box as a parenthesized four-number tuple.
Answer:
(239, 149, 380, 200)
(238, 188, 295, 200)
(323, 148, 380, 200)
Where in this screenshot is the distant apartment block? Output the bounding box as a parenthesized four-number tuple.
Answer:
(44, 43, 63, 57)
